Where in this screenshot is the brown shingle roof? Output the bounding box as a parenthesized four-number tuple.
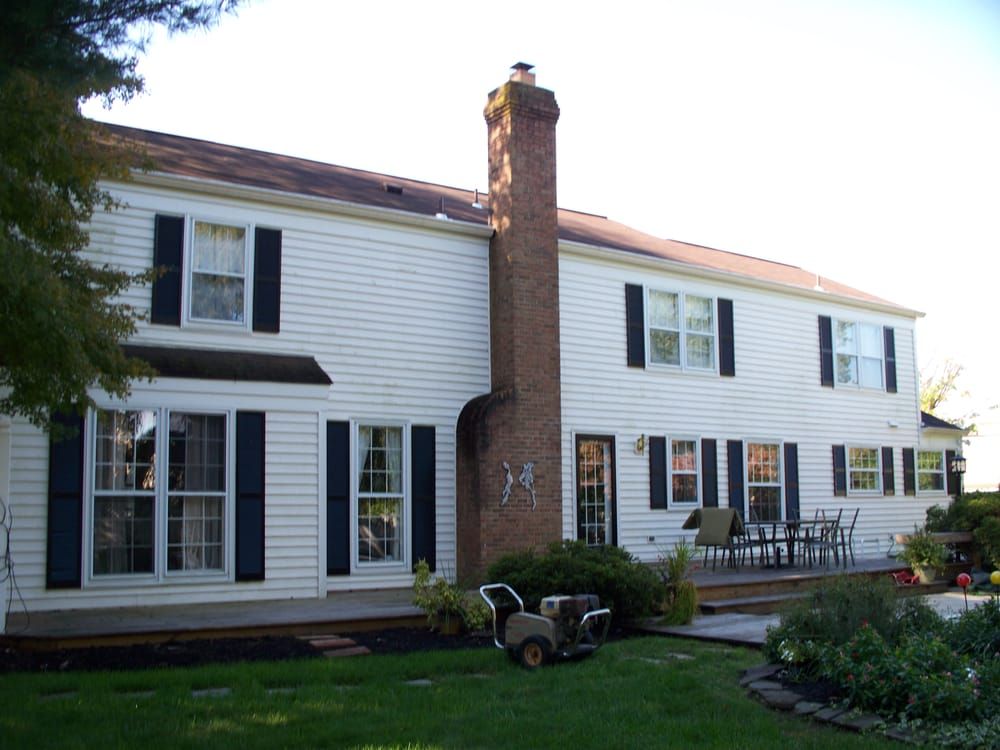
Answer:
(100, 123, 904, 310)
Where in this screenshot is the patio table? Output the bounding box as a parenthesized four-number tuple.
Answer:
(747, 520, 816, 568)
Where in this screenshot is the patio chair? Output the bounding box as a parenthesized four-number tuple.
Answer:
(838, 508, 860, 567)
(803, 509, 842, 569)
(693, 507, 741, 571)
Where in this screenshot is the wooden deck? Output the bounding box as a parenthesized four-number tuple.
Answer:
(1, 556, 921, 650)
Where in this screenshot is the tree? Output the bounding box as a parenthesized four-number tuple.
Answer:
(920, 358, 996, 435)
(0, 1, 239, 431)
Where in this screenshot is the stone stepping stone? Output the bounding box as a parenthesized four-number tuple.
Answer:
(323, 645, 371, 658)
(793, 701, 825, 716)
(740, 663, 783, 687)
(39, 691, 78, 702)
(404, 679, 434, 687)
(191, 687, 232, 698)
(265, 687, 297, 696)
(309, 637, 357, 651)
(832, 713, 884, 733)
(121, 690, 157, 699)
(756, 689, 804, 710)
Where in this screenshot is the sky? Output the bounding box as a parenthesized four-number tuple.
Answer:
(82, 0, 1000, 488)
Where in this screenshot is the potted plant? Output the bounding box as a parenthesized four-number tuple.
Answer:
(899, 527, 948, 584)
(412, 559, 467, 634)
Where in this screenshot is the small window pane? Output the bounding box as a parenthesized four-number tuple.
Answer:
(859, 324, 882, 357)
(836, 321, 856, 351)
(671, 440, 697, 471)
(193, 222, 245, 274)
(649, 290, 679, 328)
(93, 496, 155, 575)
(686, 334, 715, 369)
(860, 357, 884, 389)
(190, 273, 245, 322)
(749, 486, 782, 523)
(650, 330, 680, 365)
(685, 295, 713, 333)
(836, 354, 858, 385)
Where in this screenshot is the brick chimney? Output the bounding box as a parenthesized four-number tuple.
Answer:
(457, 64, 563, 580)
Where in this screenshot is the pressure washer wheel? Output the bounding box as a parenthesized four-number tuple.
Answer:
(517, 635, 552, 669)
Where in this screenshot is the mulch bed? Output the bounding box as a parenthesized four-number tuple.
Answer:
(1, 624, 634, 673)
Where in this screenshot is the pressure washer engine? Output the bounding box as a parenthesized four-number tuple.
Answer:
(479, 583, 612, 669)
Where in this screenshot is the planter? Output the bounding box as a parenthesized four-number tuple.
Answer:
(913, 566, 942, 585)
(433, 612, 463, 635)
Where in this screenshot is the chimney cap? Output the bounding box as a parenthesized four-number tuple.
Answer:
(510, 62, 536, 86)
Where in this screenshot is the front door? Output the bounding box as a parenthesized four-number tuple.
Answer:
(575, 435, 616, 546)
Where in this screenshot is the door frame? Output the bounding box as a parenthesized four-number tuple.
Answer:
(573, 433, 618, 547)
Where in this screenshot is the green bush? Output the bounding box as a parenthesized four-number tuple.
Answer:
(926, 491, 1000, 568)
(946, 597, 1000, 660)
(655, 540, 698, 625)
(821, 625, 984, 722)
(485, 540, 660, 623)
(763, 574, 942, 670)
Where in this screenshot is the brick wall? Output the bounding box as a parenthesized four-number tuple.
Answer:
(457, 72, 564, 580)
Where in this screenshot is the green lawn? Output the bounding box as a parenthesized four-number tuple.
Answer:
(0, 637, 895, 749)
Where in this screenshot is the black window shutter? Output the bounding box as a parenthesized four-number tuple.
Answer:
(946, 449, 959, 496)
(649, 436, 667, 509)
(151, 214, 184, 326)
(902, 448, 916, 496)
(784, 443, 800, 520)
(701, 438, 718, 508)
(832, 445, 847, 497)
(47, 413, 85, 589)
(882, 446, 895, 495)
(819, 315, 834, 387)
(253, 227, 282, 333)
(326, 421, 351, 575)
(625, 284, 646, 368)
(411, 425, 436, 572)
(235, 411, 265, 581)
(727, 440, 745, 520)
(884, 327, 897, 393)
(718, 298, 735, 377)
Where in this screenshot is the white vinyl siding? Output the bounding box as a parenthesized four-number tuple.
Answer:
(559, 248, 930, 559)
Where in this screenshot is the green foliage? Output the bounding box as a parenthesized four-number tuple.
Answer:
(821, 625, 985, 722)
(763, 574, 943, 670)
(0, 1, 238, 429)
(919, 715, 1000, 750)
(925, 492, 1000, 568)
(412, 559, 465, 624)
(461, 596, 492, 632)
(945, 597, 1000, 660)
(656, 540, 698, 625)
(485, 540, 660, 623)
(897, 526, 948, 573)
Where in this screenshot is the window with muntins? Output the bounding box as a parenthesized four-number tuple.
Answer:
(670, 438, 699, 506)
(917, 451, 945, 492)
(189, 221, 248, 324)
(835, 320, 884, 389)
(848, 447, 881, 493)
(92, 408, 228, 578)
(357, 425, 404, 564)
(648, 289, 716, 370)
(746, 442, 782, 522)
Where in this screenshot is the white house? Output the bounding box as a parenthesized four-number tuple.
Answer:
(0, 65, 963, 630)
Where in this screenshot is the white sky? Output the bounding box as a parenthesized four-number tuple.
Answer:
(82, 0, 1000, 488)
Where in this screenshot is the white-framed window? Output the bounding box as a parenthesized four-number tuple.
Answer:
(917, 450, 945, 492)
(746, 441, 783, 522)
(847, 446, 881, 493)
(90, 407, 229, 580)
(356, 424, 405, 565)
(669, 438, 700, 507)
(834, 320, 883, 389)
(188, 219, 250, 325)
(647, 289, 716, 370)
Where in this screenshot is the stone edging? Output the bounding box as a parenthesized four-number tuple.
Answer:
(741, 663, 919, 744)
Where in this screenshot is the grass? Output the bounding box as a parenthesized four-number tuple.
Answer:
(0, 637, 896, 749)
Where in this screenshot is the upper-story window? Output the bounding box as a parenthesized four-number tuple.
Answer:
(189, 221, 249, 324)
(648, 289, 716, 370)
(847, 446, 881, 493)
(835, 320, 884, 389)
(917, 450, 945, 492)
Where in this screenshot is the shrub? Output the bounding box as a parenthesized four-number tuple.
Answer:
(412, 559, 467, 632)
(763, 574, 941, 670)
(926, 491, 1000, 568)
(655, 540, 698, 625)
(898, 525, 948, 574)
(946, 596, 1000, 660)
(821, 625, 985, 722)
(485, 540, 660, 622)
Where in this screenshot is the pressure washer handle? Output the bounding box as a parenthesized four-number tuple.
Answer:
(479, 583, 525, 649)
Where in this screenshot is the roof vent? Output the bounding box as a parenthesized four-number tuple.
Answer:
(383, 183, 404, 195)
(472, 188, 483, 209)
(435, 196, 449, 220)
